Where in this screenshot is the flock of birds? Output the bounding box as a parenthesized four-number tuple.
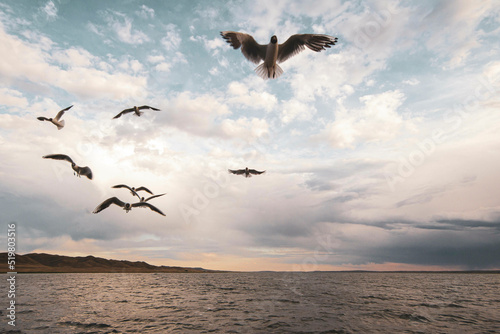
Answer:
(37, 31, 338, 217)
(38, 104, 169, 216)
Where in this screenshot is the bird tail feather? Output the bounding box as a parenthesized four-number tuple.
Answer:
(57, 120, 65, 130)
(254, 63, 283, 80)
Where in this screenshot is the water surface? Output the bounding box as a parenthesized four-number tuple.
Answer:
(2, 272, 500, 333)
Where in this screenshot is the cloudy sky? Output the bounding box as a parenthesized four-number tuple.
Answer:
(1, 0, 499, 271)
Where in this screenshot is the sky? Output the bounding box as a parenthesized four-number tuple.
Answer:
(1, 0, 499, 272)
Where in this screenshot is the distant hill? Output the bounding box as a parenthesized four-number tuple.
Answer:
(0, 253, 224, 273)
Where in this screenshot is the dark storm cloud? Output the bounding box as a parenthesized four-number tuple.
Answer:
(230, 153, 500, 270)
(301, 217, 500, 270)
(233, 191, 500, 269)
(433, 218, 500, 231)
(356, 231, 500, 270)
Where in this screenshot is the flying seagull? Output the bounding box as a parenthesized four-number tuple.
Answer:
(220, 31, 338, 79)
(92, 197, 166, 216)
(228, 167, 266, 178)
(112, 184, 165, 202)
(113, 105, 160, 119)
(37, 105, 73, 130)
(112, 184, 154, 195)
(42, 154, 93, 180)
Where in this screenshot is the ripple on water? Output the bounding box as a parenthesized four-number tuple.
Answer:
(8, 272, 500, 333)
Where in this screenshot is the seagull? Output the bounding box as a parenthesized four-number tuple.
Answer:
(92, 197, 166, 216)
(42, 154, 93, 180)
(112, 184, 152, 196)
(228, 167, 266, 178)
(113, 105, 160, 119)
(37, 105, 73, 130)
(112, 184, 165, 202)
(220, 31, 338, 79)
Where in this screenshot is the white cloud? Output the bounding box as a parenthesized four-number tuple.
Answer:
(156, 91, 231, 137)
(147, 55, 165, 64)
(20, 30, 54, 51)
(22, 97, 62, 117)
(276, 2, 418, 104)
(233, 0, 347, 42)
(154, 62, 171, 72)
(234, 1, 290, 40)
(41, 1, 57, 21)
(221, 117, 269, 141)
(209, 67, 219, 75)
(287, 0, 346, 19)
(191, 35, 226, 56)
(146, 51, 186, 74)
(136, 5, 155, 19)
(0, 21, 147, 100)
(161, 24, 181, 51)
(483, 60, 500, 84)
(281, 99, 317, 124)
(104, 11, 150, 44)
(320, 90, 407, 148)
(423, 0, 495, 68)
(0, 88, 28, 108)
(204, 37, 225, 50)
(403, 78, 420, 86)
(152, 91, 269, 142)
(52, 47, 96, 68)
(172, 51, 188, 64)
(118, 58, 144, 73)
(286, 50, 386, 102)
(86, 22, 104, 37)
(226, 78, 278, 112)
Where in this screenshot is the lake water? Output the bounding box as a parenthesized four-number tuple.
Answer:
(2, 272, 500, 333)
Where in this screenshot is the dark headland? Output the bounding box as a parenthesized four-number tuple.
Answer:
(0, 252, 227, 273)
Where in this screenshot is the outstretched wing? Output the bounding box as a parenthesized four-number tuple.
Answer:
(144, 193, 166, 202)
(220, 31, 267, 64)
(113, 108, 134, 119)
(112, 184, 134, 191)
(228, 169, 245, 175)
(54, 105, 73, 121)
(37, 116, 50, 121)
(92, 197, 126, 214)
(132, 202, 166, 216)
(79, 166, 93, 180)
(112, 184, 140, 198)
(137, 105, 160, 111)
(42, 154, 74, 164)
(278, 34, 338, 63)
(248, 169, 266, 175)
(135, 186, 153, 195)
